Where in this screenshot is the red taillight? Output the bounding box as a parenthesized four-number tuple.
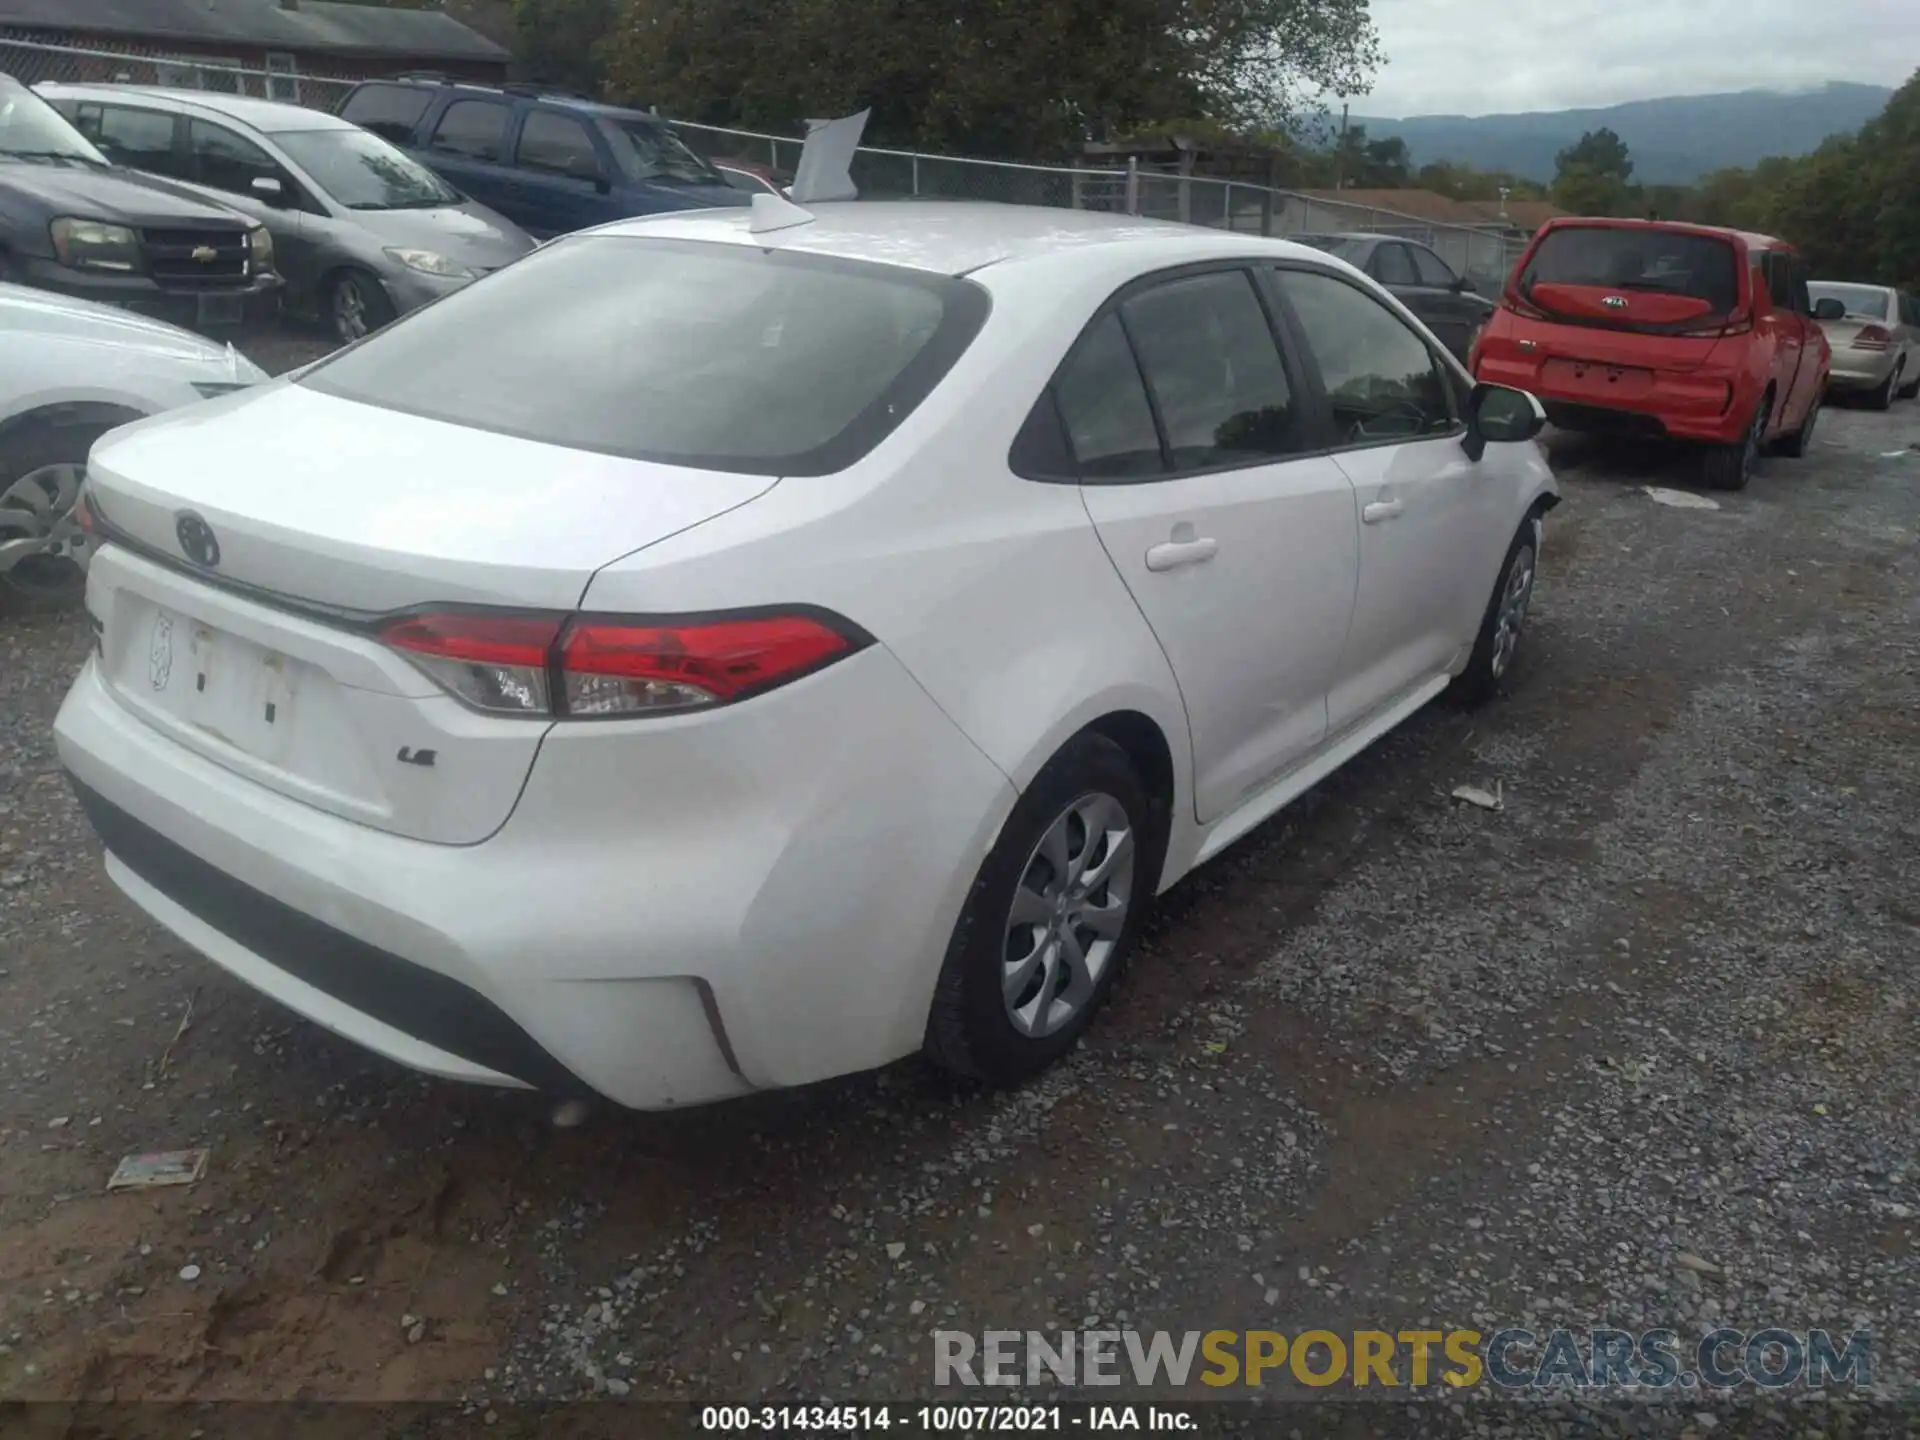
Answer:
(560, 614, 856, 716)
(380, 608, 863, 718)
(74, 487, 99, 539)
(1676, 309, 1749, 338)
(1853, 324, 1893, 350)
(381, 612, 562, 715)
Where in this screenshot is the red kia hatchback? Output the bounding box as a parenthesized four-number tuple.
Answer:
(1471, 218, 1830, 490)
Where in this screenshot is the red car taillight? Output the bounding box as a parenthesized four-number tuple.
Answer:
(380, 608, 865, 718)
(1852, 324, 1893, 351)
(1674, 308, 1750, 338)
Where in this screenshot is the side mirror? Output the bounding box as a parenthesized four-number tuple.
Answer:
(250, 175, 286, 204)
(1455, 276, 1477, 295)
(1462, 382, 1547, 462)
(593, 173, 612, 195)
(1812, 297, 1845, 321)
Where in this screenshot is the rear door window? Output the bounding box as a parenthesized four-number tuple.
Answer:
(299, 236, 989, 477)
(1520, 226, 1740, 315)
(429, 99, 512, 163)
(80, 103, 180, 175)
(1119, 269, 1308, 470)
(339, 83, 433, 145)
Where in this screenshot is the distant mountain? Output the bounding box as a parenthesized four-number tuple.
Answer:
(1353, 84, 1893, 185)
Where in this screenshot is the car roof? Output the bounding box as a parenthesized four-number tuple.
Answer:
(586, 200, 1331, 277)
(37, 82, 356, 134)
(355, 76, 666, 125)
(1535, 215, 1788, 253)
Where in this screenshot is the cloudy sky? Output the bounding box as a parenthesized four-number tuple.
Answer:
(1357, 0, 1920, 117)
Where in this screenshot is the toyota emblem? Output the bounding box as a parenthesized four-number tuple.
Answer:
(1601, 295, 1629, 310)
(175, 511, 221, 568)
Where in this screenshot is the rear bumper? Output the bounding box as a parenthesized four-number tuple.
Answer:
(1827, 354, 1898, 390)
(1477, 353, 1749, 444)
(55, 646, 1017, 1109)
(14, 256, 282, 331)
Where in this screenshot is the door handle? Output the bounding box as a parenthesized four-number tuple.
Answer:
(1362, 499, 1404, 524)
(1144, 537, 1219, 572)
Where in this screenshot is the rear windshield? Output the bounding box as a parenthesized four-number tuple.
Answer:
(1807, 282, 1891, 321)
(1521, 226, 1739, 315)
(299, 236, 989, 475)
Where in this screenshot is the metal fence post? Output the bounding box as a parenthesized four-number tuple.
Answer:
(912, 155, 921, 197)
(1125, 157, 1140, 216)
(1222, 181, 1234, 232)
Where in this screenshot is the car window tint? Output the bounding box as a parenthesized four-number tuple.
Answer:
(1120, 270, 1306, 469)
(82, 104, 179, 174)
(1052, 312, 1165, 480)
(187, 119, 278, 195)
(300, 237, 987, 477)
(516, 110, 602, 180)
(340, 84, 433, 145)
(1409, 245, 1456, 288)
(1009, 391, 1075, 479)
(429, 100, 511, 162)
(1372, 244, 1418, 287)
(1276, 268, 1454, 446)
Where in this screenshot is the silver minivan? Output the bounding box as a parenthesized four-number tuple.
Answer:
(1807, 280, 1920, 409)
(41, 83, 536, 344)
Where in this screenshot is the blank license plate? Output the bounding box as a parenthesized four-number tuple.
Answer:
(150, 610, 294, 761)
(195, 291, 244, 327)
(1545, 359, 1654, 400)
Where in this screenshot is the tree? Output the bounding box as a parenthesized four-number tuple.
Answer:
(512, 0, 620, 96)
(599, 0, 1382, 162)
(1551, 126, 1637, 216)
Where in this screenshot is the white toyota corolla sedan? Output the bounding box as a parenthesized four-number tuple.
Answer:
(55, 201, 1557, 1109)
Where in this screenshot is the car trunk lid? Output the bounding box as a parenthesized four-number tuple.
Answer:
(82, 383, 777, 844)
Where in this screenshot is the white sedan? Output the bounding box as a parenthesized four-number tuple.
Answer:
(54, 202, 1556, 1108)
(1, 284, 266, 605)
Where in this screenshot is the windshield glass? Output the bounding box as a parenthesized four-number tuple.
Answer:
(1807, 282, 1891, 321)
(0, 76, 108, 164)
(596, 116, 723, 184)
(275, 127, 460, 209)
(299, 236, 990, 476)
(1521, 226, 1739, 313)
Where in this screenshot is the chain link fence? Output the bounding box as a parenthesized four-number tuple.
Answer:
(4, 36, 1528, 286)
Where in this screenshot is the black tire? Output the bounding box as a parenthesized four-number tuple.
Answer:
(1773, 388, 1821, 458)
(0, 419, 107, 609)
(1866, 364, 1898, 412)
(326, 269, 396, 345)
(1452, 514, 1541, 707)
(925, 733, 1155, 1085)
(1897, 363, 1920, 401)
(1703, 394, 1768, 491)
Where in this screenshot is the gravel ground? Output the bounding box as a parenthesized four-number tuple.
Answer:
(0, 341, 1914, 1427)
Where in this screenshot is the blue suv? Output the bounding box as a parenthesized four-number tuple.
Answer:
(337, 79, 748, 241)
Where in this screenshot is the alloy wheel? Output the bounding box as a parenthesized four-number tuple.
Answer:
(1001, 792, 1135, 1039)
(333, 279, 369, 342)
(1489, 541, 1536, 680)
(0, 461, 89, 601)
